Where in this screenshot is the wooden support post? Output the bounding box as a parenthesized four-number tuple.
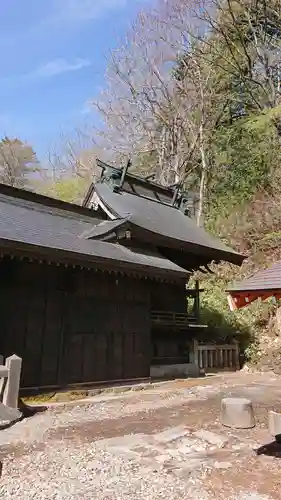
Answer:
(210, 349, 214, 369)
(233, 340, 240, 370)
(3, 354, 22, 409)
(194, 280, 200, 321)
(219, 348, 223, 368)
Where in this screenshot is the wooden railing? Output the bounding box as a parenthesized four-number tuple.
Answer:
(151, 311, 201, 328)
(151, 283, 204, 329)
(194, 340, 240, 372)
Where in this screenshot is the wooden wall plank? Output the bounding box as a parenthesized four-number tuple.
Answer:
(2, 258, 152, 388)
(40, 291, 64, 386)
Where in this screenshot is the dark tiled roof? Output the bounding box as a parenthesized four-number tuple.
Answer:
(83, 178, 173, 208)
(228, 261, 281, 292)
(0, 181, 105, 220)
(79, 217, 130, 240)
(0, 191, 187, 278)
(121, 177, 173, 204)
(94, 183, 244, 266)
(0, 192, 101, 238)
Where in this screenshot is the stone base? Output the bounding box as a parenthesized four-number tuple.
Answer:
(220, 397, 255, 429)
(268, 410, 281, 439)
(150, 363, 200, 379)
(0, 402, 21, 427)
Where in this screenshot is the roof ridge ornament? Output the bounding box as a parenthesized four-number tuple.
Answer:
(119, 158, 132, 189)
(95, 157, 197, 217)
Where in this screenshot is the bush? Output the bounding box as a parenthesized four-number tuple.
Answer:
(192, 259, 278, 366)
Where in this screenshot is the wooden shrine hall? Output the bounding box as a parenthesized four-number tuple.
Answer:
(0, 159, 245, 391)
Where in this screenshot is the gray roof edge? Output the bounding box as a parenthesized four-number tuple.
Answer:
(0, 237, 188, 281)
(126, 219, 245, 266)
(82, 182, 95, 208)
(79, 217, 131, 240)
(0, 182, 103, 220)
(227, 285, 281, 293)
(94, 184, 120, 218)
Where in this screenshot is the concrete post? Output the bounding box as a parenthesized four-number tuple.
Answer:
(3, 354, 22, 409)
(193, 340, 199, 367)
(268, 410, 281, 441)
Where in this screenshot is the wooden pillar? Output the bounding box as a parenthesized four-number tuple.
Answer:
(194, 280, 200, 321)
(233, 340, 240, 370)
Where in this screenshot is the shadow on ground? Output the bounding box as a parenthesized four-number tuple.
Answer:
(0, 399, 47, 431)
(256, 440, 281, 458)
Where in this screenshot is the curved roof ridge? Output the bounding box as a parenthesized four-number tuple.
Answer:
(79, 216, 131, 240)
(94, 182, 245, 266)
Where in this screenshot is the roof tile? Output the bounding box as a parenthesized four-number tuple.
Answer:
(228, 260, 281, 292)
(0, 192, 187, 277)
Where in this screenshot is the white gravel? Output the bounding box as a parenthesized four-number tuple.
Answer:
(0, 440, 211, 500)
(0, 383, 219, 499)
(234, 495, 275, 500)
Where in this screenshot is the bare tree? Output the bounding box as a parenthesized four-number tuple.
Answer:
(92, 6, 191, 185)
(48, 128, 103, 182)
(145, 1, 228, 224)
(91, 0, 225, 224)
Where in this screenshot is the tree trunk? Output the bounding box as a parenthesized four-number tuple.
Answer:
(197, 124, 207, 227)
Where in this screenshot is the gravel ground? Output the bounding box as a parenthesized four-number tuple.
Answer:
(0, 377, 237, 447)
(0, 372, 281, 499)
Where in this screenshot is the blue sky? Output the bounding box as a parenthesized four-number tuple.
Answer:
(0, 0, 146, 160)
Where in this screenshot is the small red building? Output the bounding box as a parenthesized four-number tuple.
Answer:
(227, 261, 281, 310)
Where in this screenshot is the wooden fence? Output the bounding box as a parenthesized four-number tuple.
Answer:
(193, 340, 240, 372)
